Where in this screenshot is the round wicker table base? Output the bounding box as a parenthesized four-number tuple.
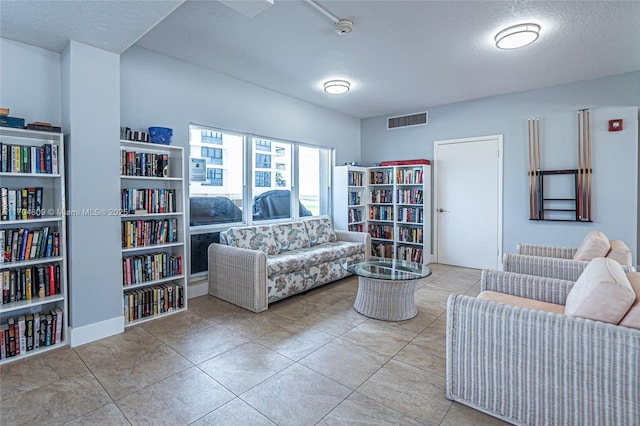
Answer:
(353, 276, 418, 321)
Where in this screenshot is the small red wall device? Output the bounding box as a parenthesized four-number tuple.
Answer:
(608, 119, 623, 131)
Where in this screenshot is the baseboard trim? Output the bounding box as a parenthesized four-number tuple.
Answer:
(188, 280, 208, 298)
(70, 316, 124, 348)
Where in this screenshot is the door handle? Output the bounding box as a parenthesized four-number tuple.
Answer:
(438, 208, 449, 213)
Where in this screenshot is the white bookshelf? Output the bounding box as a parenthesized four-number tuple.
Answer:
(333, 165, 368, 233)
(0, 127, 68, 363)
(119, 140, 187, 326)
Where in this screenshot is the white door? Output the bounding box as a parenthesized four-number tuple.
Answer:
(434, 135, 503, 269)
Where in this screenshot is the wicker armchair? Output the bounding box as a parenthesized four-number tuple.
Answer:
(446, 269, 640, 425)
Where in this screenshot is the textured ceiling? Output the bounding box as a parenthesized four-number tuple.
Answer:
(2, 1, 639, 119)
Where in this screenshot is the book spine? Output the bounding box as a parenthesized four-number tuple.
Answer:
(0, 325, 6, 359)
(0, 229, 4, 264)
(7, 318, 16, 356)
(51, 144, 58, 174)
(33, 313, 40, 349)
(45, 315, 52, 346)
(25, 314, 34, 351)
(17, 315, 26, 354)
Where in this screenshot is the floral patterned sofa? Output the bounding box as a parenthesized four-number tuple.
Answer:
(208, 216, 371, 312)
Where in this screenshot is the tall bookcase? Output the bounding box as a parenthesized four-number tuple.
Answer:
(119, 140, 187, 326)
(0, 128, 68, 363)
(334, 163, 431, 264)
(333, 165, 368, 232)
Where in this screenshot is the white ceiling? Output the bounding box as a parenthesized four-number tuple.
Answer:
(2, 1, 639, 119)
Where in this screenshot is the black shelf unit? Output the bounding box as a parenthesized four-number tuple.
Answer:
(529, 169, 592, 222)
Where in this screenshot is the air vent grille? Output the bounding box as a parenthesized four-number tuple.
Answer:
(387, 112, 428, 130)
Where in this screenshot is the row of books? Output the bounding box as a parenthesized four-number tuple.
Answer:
(396, 169, 424, 185)
(369, 206, 393, 221)
(1, 227, 60, 263)
(398, 227, 424, 243)
(369, 189, 393, 204)
(122, 253, 183, 286)
(369, 169, 393, 185)
(0, 309, 63, 360)
(121, 150, 170, 178)
(2, 264, 61, 304)
(368, 224, 393, 240)
(396, 189, 423, 204)
(372, 242, 393, 259)
(123, 283, 184, 323)
(397, 207, 424, 224)
(348, 208, 362, 223)
(397, 246, 424, 264)
(348, 191, 361, 206)
(121, 188, 177, 215)
(347, 171, 364, 186)
(348, 224, 364, 232)
(0, 187, 44, 221)
(0, 143, 59, 174)
(121, 219, 179, 248)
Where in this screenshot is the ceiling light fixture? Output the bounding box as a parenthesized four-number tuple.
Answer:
(324, 80, 350, 95)
(495, 23, 540, 49)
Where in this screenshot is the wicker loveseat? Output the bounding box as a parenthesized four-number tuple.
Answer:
(208, 216, 370, 313)
(446, 260, 640, 425)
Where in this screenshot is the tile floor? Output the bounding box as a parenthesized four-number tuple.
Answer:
(0, 264, 508, 425)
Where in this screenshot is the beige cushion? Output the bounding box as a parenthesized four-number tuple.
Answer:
(478, 291, 565, 314)
(572, 231, 610, 261)
(605, 240, 633, 267)
(564, 257, 635, 324)
(619, 272, 640, 330)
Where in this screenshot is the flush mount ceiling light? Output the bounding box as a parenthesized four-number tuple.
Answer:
(324, 80, 350, 95)
(495, 23, 540, 49)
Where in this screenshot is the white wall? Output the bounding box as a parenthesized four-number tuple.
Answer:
(361, 72, 640, 264)
(120, 46, 361, 165)
(0, 38, 61, 124)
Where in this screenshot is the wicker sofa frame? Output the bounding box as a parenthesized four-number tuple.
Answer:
(446, 269, 640, 425)
(208, 229, 370, 313)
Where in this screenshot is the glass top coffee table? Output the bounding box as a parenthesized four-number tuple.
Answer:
(343, 258, 432, 321)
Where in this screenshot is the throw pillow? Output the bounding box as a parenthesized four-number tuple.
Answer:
(272, 222, 311, 252)
(226, 226, 280, 255)
(304, 216, 337, 245)
(606, 240, 633, 267)
(572, 231, 610, 261)
(619, 272, 640, 330)
(564, 257, 635, 324)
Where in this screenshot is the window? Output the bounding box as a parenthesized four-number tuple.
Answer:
(255, 171, 271, 187)
(255, 139, 271, 152)
(205, 168, 223, 186)
(202, 147, 223, 165)
(201, 130, 222, 145)
(255, 153, 271, 169)
(299, 145, 331, 216)
(188, 124, 333, 277)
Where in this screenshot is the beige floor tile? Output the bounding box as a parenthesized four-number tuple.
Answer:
(198, 342, 292, 395)
(75, 327, 192, 400)
(255, 324, 335, 361)
(190, 398, 276, 426)
(440, 402, 511, 425)
(427, 277, 477, 294)
(0, 371, 112, 425)
(0, 347, 89, 401)
(317, 391, 422, 426)
(367, 310, 438, 337)
(340, 321, 415, 356)
(267, 295, 331, 321)
(299, 338, 390, 389)
(141, 310, 217, 340)
(116, 367, 234, 426)
(357, 360, 452, 425)
(65, 403, 131, 425)
(220, 311, 292, 339)
(187, 295, 247, 322)
(465, 282, 482, 297)
(294, 308, 367, 337)
(393, 339, 447, 377)
(240, 364, 351, 426)
(160, 322, 251, 364)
